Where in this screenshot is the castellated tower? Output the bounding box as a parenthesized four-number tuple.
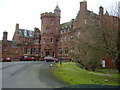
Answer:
(40, 5, 61, 58)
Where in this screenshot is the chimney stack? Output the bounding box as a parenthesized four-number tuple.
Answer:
(99, 6, 104, 15)
(16, 23, 19, 31)
(3, 31, 8, 41)
(80, 0, 87, 12)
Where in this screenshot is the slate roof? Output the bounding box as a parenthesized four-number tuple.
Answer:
(18, 29, 34, 37)
(54, 5, 61, 11)
(105, 10, 109, 15)
(8, 40, 18, 48)
(61, 21, 72, 27)
(75, 10, 98, 20)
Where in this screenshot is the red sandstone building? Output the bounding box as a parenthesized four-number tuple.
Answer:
(0, 0, 119, 68)
(0, 25, 41, 60)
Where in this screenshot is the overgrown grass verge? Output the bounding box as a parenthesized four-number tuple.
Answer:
(51, 62, 120, 86)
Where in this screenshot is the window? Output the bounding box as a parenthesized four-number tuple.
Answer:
(29, 31, 33, 37)
(24, 48, 27, 54)
(70, 46, 74, 52)
(34, 39, 39, 44)
(50, 20, 54, 25)
(27, 49, 30, 54)
(61, 37, 63, 42)
(70, 35, 74, 41)
(24, 48, 30, 54)
(41, 52, 44, 57)
(46, 29, 50, 34)
(64, 47, 68, 55)
(3, 46, 7, 51)
(24, 30, 27, 36)
(58, 48, 62, 55)
(31, 48, 33, 54)
(51, 38, 53, 43)
(53, 52, 55, 57)
(35, 48, 39, 55)
(61, 31, 63, 34)
(64, 37, 66, 41)
(78, 31, 80, 38)
(84, 19, 87, 24)
(43, 38, 46, 43)
(56, 27, 58, 30)
(77, 49, 80, 54)
(18, 30, 22, 36)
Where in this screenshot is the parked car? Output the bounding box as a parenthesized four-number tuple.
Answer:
(2, 58, 11, 62)
(44, 56, 58, 63)
(20, 56, 36, 61)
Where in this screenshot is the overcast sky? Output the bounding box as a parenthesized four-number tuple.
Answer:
(0, 0, 119, 40)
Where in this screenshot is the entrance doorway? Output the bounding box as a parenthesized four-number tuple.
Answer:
(46, 51, 50, 56)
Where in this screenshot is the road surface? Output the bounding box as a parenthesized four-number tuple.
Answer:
(1, 61, 69, 88)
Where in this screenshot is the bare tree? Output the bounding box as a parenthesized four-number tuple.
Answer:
(69, 7, 119, 71)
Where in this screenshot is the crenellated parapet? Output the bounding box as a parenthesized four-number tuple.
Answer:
(41, 12, 56, 19)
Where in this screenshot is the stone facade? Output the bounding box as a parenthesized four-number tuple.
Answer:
(0, 0, 119, 69)
(0, 26, 41, 61)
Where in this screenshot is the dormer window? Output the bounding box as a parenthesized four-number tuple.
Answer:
(29, 31, 33, 37)
(24, 30, 27, 36)
(18, 30, 22, 36)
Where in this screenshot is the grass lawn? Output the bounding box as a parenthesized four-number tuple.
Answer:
(51, 62, 120, 86)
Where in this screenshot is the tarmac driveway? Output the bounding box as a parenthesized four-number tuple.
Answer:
(2, 61, 68, 88)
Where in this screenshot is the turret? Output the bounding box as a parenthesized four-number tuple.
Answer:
(41, 5, 61, 35)
(99, 6, 104, 15)
(54, 5, 61, 18)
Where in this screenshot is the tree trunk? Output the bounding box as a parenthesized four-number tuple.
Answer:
(117, 20, 120, 73)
